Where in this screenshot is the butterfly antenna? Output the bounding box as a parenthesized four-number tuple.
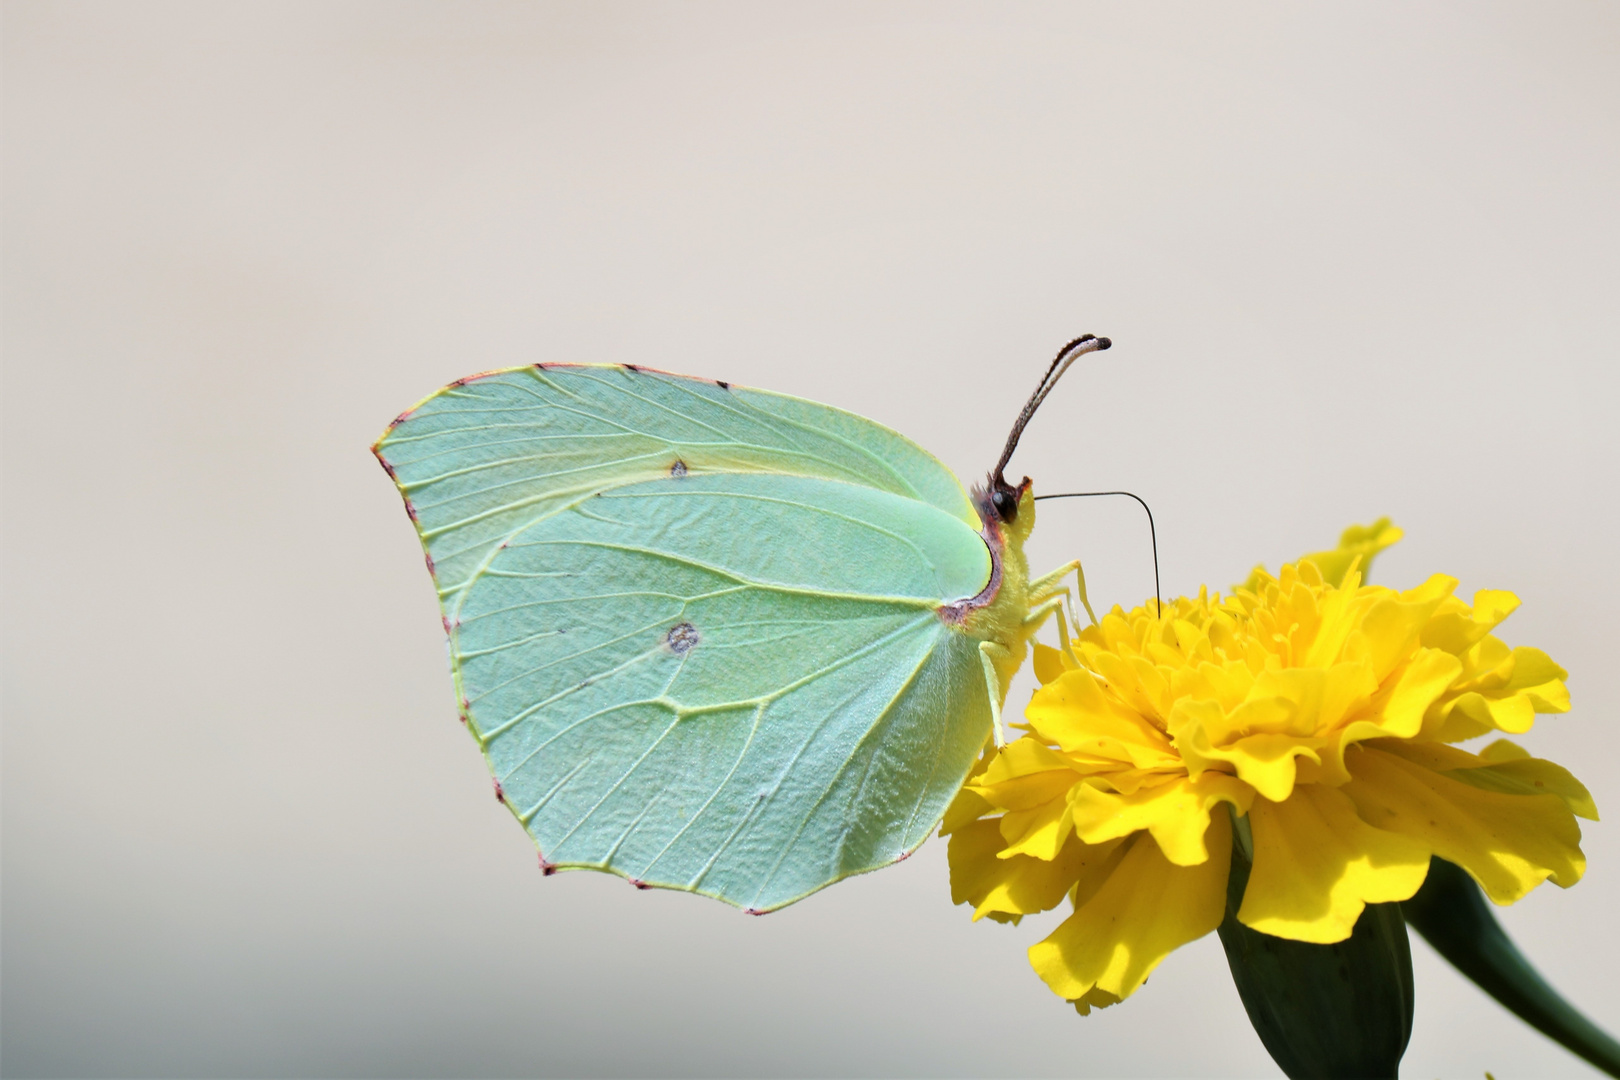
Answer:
(1032, 489, 1163, 617)
(991, 334, 1112, 493)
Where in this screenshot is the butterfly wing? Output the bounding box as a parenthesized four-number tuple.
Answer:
(375, 365, 993, 910)
(377, 363, 977, 602)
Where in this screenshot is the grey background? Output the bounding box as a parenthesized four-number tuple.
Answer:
(4, 2, 1617, 1076)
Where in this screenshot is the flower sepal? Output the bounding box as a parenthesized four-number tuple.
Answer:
(1217, 810, 1415, 1080)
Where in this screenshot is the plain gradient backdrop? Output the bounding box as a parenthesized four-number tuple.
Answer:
(4, 2, 1619, 1077)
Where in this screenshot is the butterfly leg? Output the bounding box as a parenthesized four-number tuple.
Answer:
(1023, 593, 1081, 668)
(1028, 558, 1078, 595)
(1030, 559, 1099, 628)
(978, 641, 1011, 747)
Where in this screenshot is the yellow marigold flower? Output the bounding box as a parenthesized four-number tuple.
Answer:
(945, 521, 1594, 1014)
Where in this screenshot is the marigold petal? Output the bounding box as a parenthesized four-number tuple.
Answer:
(1174, 698, 1322, 803)
(1000, 795, 1075, 860)
(1342, 745, 1585, 903)
(949, 819, 1121, 920)
(1479, 738, 1528, 762)
(1069, 987, 1123, 1016)
(1364, 739, 1595, 820)
(1238, 784, 1430, 943)
(1214, 732, 1322, 803)
(1396, 738, 1597, 822)
(948, 818, 1008, 908)
(940, 784, 994, 836)
(1362, 577, 1455, 683)
(1089, 765, 1175, 796)
(1506, 648, 1573, 712)
(1069, 772, 1253, 865)
(1033, 642, 1070, 684)
(979, 737, 1073, 781)
(1450, 757, 1599, 822)
(1028, 817, 1231, 1002)
(1429, 645, 1570, 741)
(1070, 831, 1132, 909)
(1380, 649, 1465, 738)
(1027, 669, 1178, 767)
(971, 739, 1083, 815)
(1421, 589, 1519, 654)
(1086, 650, 1171, 729)
(1306, 650, 1463, 786)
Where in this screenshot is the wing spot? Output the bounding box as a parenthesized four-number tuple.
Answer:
(669, 459, 689, 477)
(666, 622, 700, 654)
(539, 853, 557, 875)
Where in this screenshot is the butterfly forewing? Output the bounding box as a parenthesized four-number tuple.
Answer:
(380, 365, 977, 598)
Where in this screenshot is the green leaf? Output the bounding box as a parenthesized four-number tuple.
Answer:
(1217, 816, 1413, 1080)
(1403, 856, 1620, 1077)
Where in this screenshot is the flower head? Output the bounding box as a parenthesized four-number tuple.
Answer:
(946, 521, 1594, 1013)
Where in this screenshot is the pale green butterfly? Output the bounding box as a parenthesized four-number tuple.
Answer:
(374, 334, 1109, 913)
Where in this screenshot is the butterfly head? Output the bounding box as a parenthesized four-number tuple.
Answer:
(986, 474, 1036, 541)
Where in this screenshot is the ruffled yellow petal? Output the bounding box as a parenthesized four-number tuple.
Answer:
(1068, 987, 1123, 1016)
(970, 739, 1080, 810)
(1028, 815, 1231, 1002)
(1194, 730, 1320, 803)
(939, 743, 996, 835)
(1455, 756, 1599, 822)
(1069, 771, 1253, 865)
(1479, 739, 1528, 761)
(1238, 784, 1430, 943)
(1312, 648, 1463, 784)
(948, 819, 1122, 921)
(1343, 745, 1585, 903)
(1429, 645, 1571, 741)
(1361, 576, 1455, 683)
(1377, 648, 1465, 738)
(1421, 589, 1518, 654)
(1032, 641, 1071, 684)
(1374, 737, 1598, 822)
(999, 794, 1074, 860)
(1026, 668, 1179, 768)
(940, 784, 993, 836)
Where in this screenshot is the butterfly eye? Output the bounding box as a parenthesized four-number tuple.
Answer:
(991, 487, 1018, 522)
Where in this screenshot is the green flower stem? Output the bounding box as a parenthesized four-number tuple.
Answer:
(1403, 856, 1620, 1078)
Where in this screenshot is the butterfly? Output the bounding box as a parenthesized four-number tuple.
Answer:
(373, 334, 1109, 913)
